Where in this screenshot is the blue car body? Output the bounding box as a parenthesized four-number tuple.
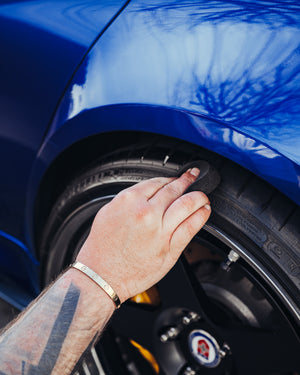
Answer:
(0, 0, 299, 309)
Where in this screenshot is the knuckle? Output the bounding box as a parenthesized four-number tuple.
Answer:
(165, 184, 181, 196)
(174, 174, 195, 192)
(197, 191, 209, 202)
(181, 172, 195, 185)
(118, 188, 136, 201)
(151, 177, 170, 184)
(191, 191, 209, 205)
(136, 204, 155, 223)
(178, 195, 195, 212)
(185, 221, 196, 238)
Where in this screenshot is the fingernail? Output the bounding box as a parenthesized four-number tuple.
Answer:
(204, 204, 211, 210)
(189, 167, 200, 177)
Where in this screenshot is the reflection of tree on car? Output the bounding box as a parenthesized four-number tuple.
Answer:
(139, 1, 300, 27)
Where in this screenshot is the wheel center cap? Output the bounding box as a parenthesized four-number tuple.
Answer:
(188, 329, 221, 368)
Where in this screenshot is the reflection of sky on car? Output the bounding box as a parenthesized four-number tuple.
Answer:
(67, 0, 300, 163)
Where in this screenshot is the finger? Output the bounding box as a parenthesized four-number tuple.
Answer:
(123, 177, 176, 199)
(149, 168, 200, 210)
(163, 191, 209, 231)
(169, 204, 211, 257)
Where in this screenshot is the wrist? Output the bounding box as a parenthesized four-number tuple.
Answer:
(71, 261, 121, 309)
(62, 268, 116, 316)
(75, 250, 130, 303)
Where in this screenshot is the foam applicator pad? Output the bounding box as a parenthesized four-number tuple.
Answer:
(177, 160, 221, 195)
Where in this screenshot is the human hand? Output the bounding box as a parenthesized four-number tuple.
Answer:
(76, 168, 211, 303)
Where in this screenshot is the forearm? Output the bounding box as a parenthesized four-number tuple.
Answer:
(0, 268, 115, 375)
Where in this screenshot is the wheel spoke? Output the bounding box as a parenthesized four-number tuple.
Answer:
(158, 256, 224, 325)
(221, 325, 300, 372)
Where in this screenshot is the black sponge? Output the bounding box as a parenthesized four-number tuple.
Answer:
(177, 160, 221, 195)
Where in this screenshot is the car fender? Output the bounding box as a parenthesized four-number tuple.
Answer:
(34, 104, 300, 206)
(34, 0, 300, 204)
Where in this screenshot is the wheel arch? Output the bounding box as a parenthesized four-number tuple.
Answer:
(32, 130, 142, 250)
(29, 104, 300, 258)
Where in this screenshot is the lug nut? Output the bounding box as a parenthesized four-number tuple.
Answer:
(219, 343, 231, 358)
(182, 311, 200, 325)
(221, 250, 240, 271)
(160, 326, 180, 342)
(183, 366, 196, 375)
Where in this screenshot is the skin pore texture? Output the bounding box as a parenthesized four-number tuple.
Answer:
(0, 168, 211, 374)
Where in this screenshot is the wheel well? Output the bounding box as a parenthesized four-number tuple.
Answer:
(34, 131, 144, 248)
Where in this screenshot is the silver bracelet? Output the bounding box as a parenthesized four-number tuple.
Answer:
(71, 261, 121, 309)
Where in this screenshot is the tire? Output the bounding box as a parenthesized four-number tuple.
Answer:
(40, 141, 300, 375)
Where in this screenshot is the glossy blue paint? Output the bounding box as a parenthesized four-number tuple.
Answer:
(0, 0, 299, 308)
(35, 104, 300, 206)
(47, 0, 300, 202)
(0, 0, 128, 306)
(0, 231, 38, 266)
(0, 233, 39, 306)
(0, 0, 127, 242)
(0, 229, 38, 306)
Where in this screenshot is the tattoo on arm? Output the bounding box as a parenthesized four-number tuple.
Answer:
(70, 333, 100, 375)
(22, 282, 80, 375)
